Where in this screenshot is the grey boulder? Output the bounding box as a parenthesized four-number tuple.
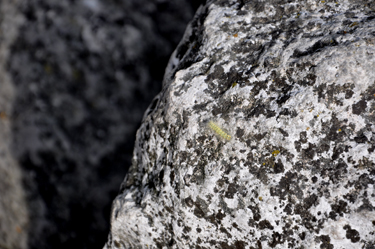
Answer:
(106, 0, 375, 248)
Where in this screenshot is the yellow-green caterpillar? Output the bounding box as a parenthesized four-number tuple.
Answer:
(208, 121, 231, 140)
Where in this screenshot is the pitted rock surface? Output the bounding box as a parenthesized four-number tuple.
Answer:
(106, 0, 375, 248)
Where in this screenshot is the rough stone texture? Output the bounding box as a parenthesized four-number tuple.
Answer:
(0, 1, 28, 249)
(106, 0, 375, 248)
(1, 0, 203, 248)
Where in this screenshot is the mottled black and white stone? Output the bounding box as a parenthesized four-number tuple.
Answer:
(106, 0, 375, 248)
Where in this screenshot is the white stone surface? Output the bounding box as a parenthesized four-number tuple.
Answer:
(106, 0, 375, 248)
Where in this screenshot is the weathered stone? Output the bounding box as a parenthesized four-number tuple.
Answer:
(106, 0, 375, 248)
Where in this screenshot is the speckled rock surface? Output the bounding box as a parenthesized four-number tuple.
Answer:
(106, 0, 375, 248)
(2, 0, 202, 248)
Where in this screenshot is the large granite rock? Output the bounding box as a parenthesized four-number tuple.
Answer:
(0, 0, 203, 248)
(106, 0, 375, 248)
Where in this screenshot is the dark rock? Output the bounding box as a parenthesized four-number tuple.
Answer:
(0, 0, 203, 248)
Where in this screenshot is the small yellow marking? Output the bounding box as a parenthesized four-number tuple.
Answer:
(208, 121, 231, 141)
(306, 127, 310, 131)
(338, 128, 342, 132)
(272, 150, 280, 157)
(259, 197, 263, 201)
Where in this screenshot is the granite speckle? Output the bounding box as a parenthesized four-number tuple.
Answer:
(106, 0, 375, 248)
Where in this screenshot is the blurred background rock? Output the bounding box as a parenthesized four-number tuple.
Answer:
(0, 0, 204, 248)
